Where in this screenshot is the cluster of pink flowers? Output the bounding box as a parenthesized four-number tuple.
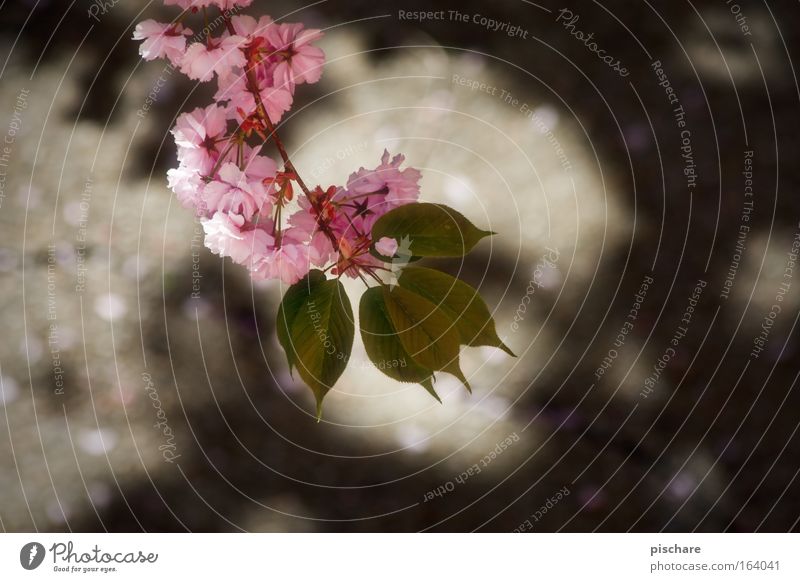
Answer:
(134, 1, 420, 284)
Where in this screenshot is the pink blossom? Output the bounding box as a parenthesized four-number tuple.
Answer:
(180, 36, 246, 82)
(164, 0, 252, 9)
(240, 147, 278, 181)
(214, 0, 253, 8)
(133, 20, 192, 65)
(333, 235, 384, 279)
(328, 209, 371, 247)
(230, 14, 274, 38)
(202, 212, 272, 268)
(172, 104, 228, 174)
(215, 70, 293, 123)
(287, 204, 318, 235)
(308, 231, 334, 267)
(167, 164, 204, 212)
(264, 23, 325, 90)
(252, 240, 312, 285)
(212, 144, 277, 179)
(322, 150, 422, 245)
(285, 209, 335, 267)
(346, 149, 421, 210)
(201, 162, 271, 220)
(375, 237, 398, 257)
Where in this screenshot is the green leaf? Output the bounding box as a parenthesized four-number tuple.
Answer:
(398, 266, 515, 357)
(371, 203, 493, 258)
(359, 287, 440, 402)
(277, 271, 354, 418)
(276, 270, 327, 374)
(382, 285, 471, 392)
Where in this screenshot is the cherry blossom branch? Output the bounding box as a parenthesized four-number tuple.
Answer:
(134, 0, 507, 415)
(223, 16, 342, 257)
(138, 2, 419, 286)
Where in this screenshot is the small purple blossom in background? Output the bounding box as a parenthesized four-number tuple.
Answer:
(375, 237, 398, 257)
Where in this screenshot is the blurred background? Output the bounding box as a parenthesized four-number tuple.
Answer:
(1, 0, 799, 532)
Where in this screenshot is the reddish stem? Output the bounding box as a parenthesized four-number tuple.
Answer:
(224, 17, 341, 254)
